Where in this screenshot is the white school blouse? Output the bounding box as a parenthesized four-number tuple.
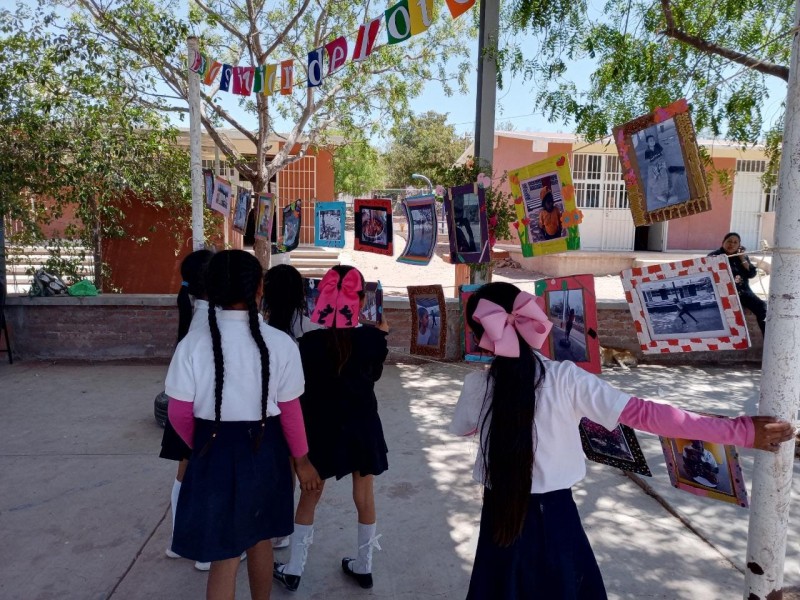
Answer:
(449, 356, 630, 494)
(165, 310, 304, 421)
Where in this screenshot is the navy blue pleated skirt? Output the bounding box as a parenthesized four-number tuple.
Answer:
(466, 487, 607, 600)
(171, 417, 293, 563)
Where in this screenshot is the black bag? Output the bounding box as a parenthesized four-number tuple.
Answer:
(30, 269, 69, 297)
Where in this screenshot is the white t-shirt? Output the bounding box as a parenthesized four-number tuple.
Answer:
(449, 356, 630, 494)
(165, 310, 304, 421)
(417, 327, 432, 345)
(290, 312, 323, 341)
(189, 299, 211, 331)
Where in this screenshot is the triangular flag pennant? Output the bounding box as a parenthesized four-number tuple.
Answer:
(203, 60, 222, 85)
(264, 64, 278, 96)
(445, 0, 475, 19)
(253, 65, 265, 94)
(189, 49, 204, 72)
(325, 37, 348, 75)
(280, 59, 294, 95)
(385, 1, 412, 45)
(307, 48, 324, 88)
(353, 18, 382, 61)
(232, 66, 254, 96)
(409, 0, 434, 35)
(219, 64, 233, 92)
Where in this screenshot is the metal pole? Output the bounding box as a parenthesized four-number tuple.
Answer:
(188, 37, 205, 251)
(744, 3, 800, 597)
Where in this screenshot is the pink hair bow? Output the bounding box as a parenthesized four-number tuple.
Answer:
(472, 292, 552, 357)
(311, 268, 362, 328)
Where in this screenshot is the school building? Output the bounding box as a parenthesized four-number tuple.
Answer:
(461, 131, 777, 259)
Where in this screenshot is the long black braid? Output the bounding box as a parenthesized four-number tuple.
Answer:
(200, 250, 270, 456)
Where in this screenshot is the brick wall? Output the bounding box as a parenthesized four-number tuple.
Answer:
(4, 295, 763, 364)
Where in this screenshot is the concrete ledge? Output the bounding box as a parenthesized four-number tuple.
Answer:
(6, 294, 175, 307)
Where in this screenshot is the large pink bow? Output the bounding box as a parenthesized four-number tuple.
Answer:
(311, 268, 363, 328)
(472, 292, 552, 357)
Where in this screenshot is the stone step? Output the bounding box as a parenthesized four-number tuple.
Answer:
(289, 257, 341, 268)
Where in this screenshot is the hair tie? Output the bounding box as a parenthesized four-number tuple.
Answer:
(181, 281, 189, 288)
(471, 292, 552, 357)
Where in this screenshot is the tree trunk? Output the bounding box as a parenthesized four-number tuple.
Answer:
(92, 210, 103, 291)
(0, 211, 7, 298)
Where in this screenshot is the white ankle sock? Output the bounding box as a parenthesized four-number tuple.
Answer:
(170, 479, 181, 532)
(284, 524, 314, 576)
(353, 522, 381, 574)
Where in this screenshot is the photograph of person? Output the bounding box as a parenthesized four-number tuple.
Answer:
(638, 274, 729, 340)
(546, 289, 589, 362)
(303, 278, 321, 317)
(408, 205, 435, 257)
(283, 201, 301, 249)
(255, 195, 273, 239)
(520, 172, 566, 243)
(360, 208, 388, 246)
(359, 282, 383, 325)
(203, 169, 215, 207)
(319, 209, 342, 242)
(634, 118, 691, 212)
(232, 188, 251, 232)
(452, 191, 480, 253)
(414, 298, 440, 347)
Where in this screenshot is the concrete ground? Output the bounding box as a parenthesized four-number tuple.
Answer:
(1, 360, 797, 600)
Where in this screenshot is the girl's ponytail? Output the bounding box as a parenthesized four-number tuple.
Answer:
(176, 249, 214, 344)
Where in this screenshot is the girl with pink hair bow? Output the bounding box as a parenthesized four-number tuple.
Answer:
(274, 266, 391, 593)
(450, 282, 793, 599)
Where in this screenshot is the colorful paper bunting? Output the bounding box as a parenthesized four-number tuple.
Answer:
(203, 60, 223, 85)
(445, 0, 475, 19)
(232, 66, 254, 96)
(410, 0, 434, 35)
(385, 1, 412, 45)
(353, 18, 382, 62)
(219, 64, 233, 92)
(280, 60, 294, 95)
(308, 48, 324, 87)
(253, 65, 265, 93)
(325, 37, 348, 74)
(264, 64, 278, 96)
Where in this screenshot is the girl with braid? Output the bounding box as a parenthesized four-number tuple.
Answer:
(262, 264, 322, 342)
(165, 249, 321, 600)
(274, 266, 390, 592)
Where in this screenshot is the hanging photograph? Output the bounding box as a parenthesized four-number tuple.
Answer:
(408, 285, 447, 358)
(354, 198, 393, 255)
(203, 169, 215, 208)
(579, 418, 651, 477)
(620, 256, 750, 353)
(359, 281, 384, 326)
(534, 274, 601, 373)
(254, 193, 274, 241)
(279, 199, 302, 252)
(211, 176, 232, 217)
(315, 201, 346, 248)
(443, 183, 490, 264)
(459, 284, 493, 363)
(613, 99, 711, 226)
(303, 277, 322, 317)
(397, 194, 438, 265)
(232, 187, 251, 233)
(508, 154, 581, 257)
(661, 425, 749, 507)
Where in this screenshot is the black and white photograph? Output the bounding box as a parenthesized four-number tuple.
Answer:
(303, 277, 322, 317)
(520, 172, 567, 243)
(203, 169, 215, 207)
(319, 210, 342, 241)
(633, 117, 690, 213)
(579, 418, 652, 476)
(638, 274, 730, 340)
(452, 191, 480, 253)
(232, 187, 251, 233)
(211, 177, 231, 216)
(546, 289, 588, 362)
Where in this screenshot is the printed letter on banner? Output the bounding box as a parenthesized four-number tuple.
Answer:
(445, 0, 475, 19)
(410, 0, 434, 35)
(264, 64, 278, 96)
(189, 49, 204, 72)
(232, 66, 254, 96)
(307, 48, 324, 87)
(325, 37, 348, 75)
(203, 60, 222, 86)
(385, 0, 412, 44)
(219, 64, 233, 92)
(253, 65, 265, 94)
(280, 60, 294, 95)
(352, 18, 382, 61)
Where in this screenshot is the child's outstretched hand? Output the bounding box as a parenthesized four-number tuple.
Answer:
(294, 455, 322, 491)
(751, 416, 795, 452)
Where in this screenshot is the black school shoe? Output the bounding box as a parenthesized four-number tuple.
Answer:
(273, 562, 301, 592)
(341, 558, 373, 589)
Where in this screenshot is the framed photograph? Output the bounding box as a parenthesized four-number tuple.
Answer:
(278, 200, 302, 252)
(508, 154, 581, 257)
(443, 183, 490, 264)
(397, 194, 438, 266)
(408, 285, 447, 358)
(534, 275, 601, 374)
(459, 284, 493, 363)
(254, 193, 274, 241)
(579, 418, 652, 477)
(203, 169, 215, 208)
(359, 281, 384, 326)
(315, 201, 346, 248)
(660, 427, 749, 507)
(620, 256, 750, 353)
(302, 277, 322, 317)
(211, 177, 232, 217)
(232, 187, 251, 233)
(354, 198, 393, 256)
(613, 98, 711, 226)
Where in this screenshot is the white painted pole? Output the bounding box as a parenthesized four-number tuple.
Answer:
(744, 5, 800, 598)
(188, 36, 205, 251)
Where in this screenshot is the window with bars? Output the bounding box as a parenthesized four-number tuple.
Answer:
(572, 154, 628, 209)
(735, 159, 766, 173)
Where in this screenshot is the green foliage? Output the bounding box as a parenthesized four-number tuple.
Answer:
(333, 139, 386, 197)
(384, 111, 470, 188)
